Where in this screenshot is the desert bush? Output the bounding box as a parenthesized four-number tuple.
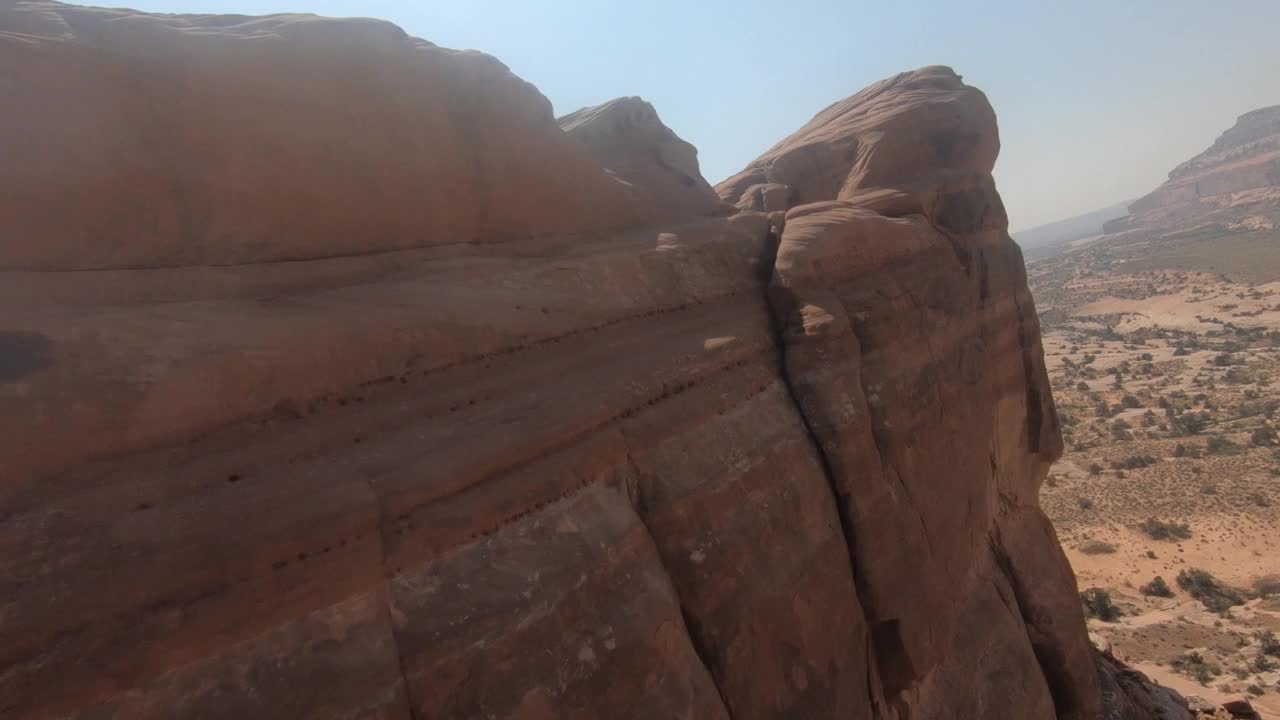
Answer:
(1121, 394, 1141, 409)
(1177, 568, 1245, 613)
(1140, 518, 1191, 541)
(1077, 497, 1094, 510)
(1251, 428, 1276, 446)
(1225, 367, 1253, 384)
(1258, 630, 1280, 658)
(1076, 381, 1090, 392)
(1080, 587, 1120, 622)
(1253, 576, 1280, 598)
(1079, 539, 1116, 555)
(1170, 651, 1221, 686)
(1111, 419, 1132, 440)
(1206, 435, 1241, 455)
(1140, 576, 1174, 597)
(1112, 455, 1157, 470)
(1248, 492, 1271, 507)
(1171, 412, 1210, 436)
(1088, 463, 1104, 476)
(1200, 483, 1217, 495)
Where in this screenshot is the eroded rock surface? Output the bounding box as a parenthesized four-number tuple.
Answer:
(1, 3, 1156, 719)
(1105, 105, 1280, 234)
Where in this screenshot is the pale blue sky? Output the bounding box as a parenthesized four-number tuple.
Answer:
(87, 1, 1280, 231)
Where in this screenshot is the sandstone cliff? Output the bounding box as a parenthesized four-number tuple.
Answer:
(1, 3, 1155, 719)
(1105, 105, 1280, 234)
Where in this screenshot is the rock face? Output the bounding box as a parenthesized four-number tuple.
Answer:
(560, 96, 728, 219)
(1105, 105, 1280, 234)
(0, 1, 683, 271)
(0, 4, 1155, 719)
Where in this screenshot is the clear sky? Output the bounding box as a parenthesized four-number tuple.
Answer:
(87, 1, 1280, 231)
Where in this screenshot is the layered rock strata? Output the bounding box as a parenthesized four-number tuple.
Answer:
(1, 3, 1149, 719)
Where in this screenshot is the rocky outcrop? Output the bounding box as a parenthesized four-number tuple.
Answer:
(560, 96, 728, 219)
(720, 65, 1099, 719)
(1097, 648, 1193, 720)
(0, 2, 700, 271)
(1104, 105, 1280, 234)
(1, 4, 1139, 719)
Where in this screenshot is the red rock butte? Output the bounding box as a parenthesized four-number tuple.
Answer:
(0, 2, 1184, 719)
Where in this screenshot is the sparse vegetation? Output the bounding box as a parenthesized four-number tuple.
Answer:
(1205, 435, 1242, 455)
(1080, 587, 1120, 622)
(1176, 568, 1245, 613)
(1258, 630, 1280, 658)
(1139, 518, 1191, 541)
(1171, 651, 1221, 686)
(1111, 455, 1157, 470)
(1139, 576, 1174, 598)
(1078, 539, 1116, 555)
(1031, 247, 1280, 687)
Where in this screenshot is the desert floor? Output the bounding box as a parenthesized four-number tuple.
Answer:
(1031, 245, 1280, 717)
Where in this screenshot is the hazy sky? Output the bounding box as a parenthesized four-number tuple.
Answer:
(91, 0, 1280, 231)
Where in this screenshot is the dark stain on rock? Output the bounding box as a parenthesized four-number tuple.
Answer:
(0, 331, 54, 383)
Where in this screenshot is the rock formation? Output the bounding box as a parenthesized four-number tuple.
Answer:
(1105, 105, 1280, 234)
(0, 3, 1169, 718)
(560, 96, 728, 219)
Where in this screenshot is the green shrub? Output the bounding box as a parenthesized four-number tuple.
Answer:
(1177, 568, 1245, 613)
(1254, 576, 1280, 598)
(1206, 435, 1241, 455)
(1112, 455, 1157, 470)
(1170, 651, 1221, 686)
(1140, 576, 1174, 597)
(1079, 539, 1117, 555)
(1140, 518, 1191, 541)
(1080, 587, 1120, 622)
(1258, 630, 1280, 658)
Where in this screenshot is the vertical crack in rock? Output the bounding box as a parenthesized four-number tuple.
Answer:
(988, 529, 1079, 720)
(364, 480, 423, 720)
(1007, 243, 1056, 458)
(620, 440, 737, 720)
(756, 226, 895, 718)
(844, 315, 928, 712)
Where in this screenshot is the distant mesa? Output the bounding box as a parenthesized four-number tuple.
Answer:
(1104, 105, 1280, 236)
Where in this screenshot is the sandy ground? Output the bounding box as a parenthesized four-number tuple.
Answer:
(1031, 251, 1280, 716)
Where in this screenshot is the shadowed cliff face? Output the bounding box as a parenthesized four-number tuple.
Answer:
(0, 3, 1147, 719)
